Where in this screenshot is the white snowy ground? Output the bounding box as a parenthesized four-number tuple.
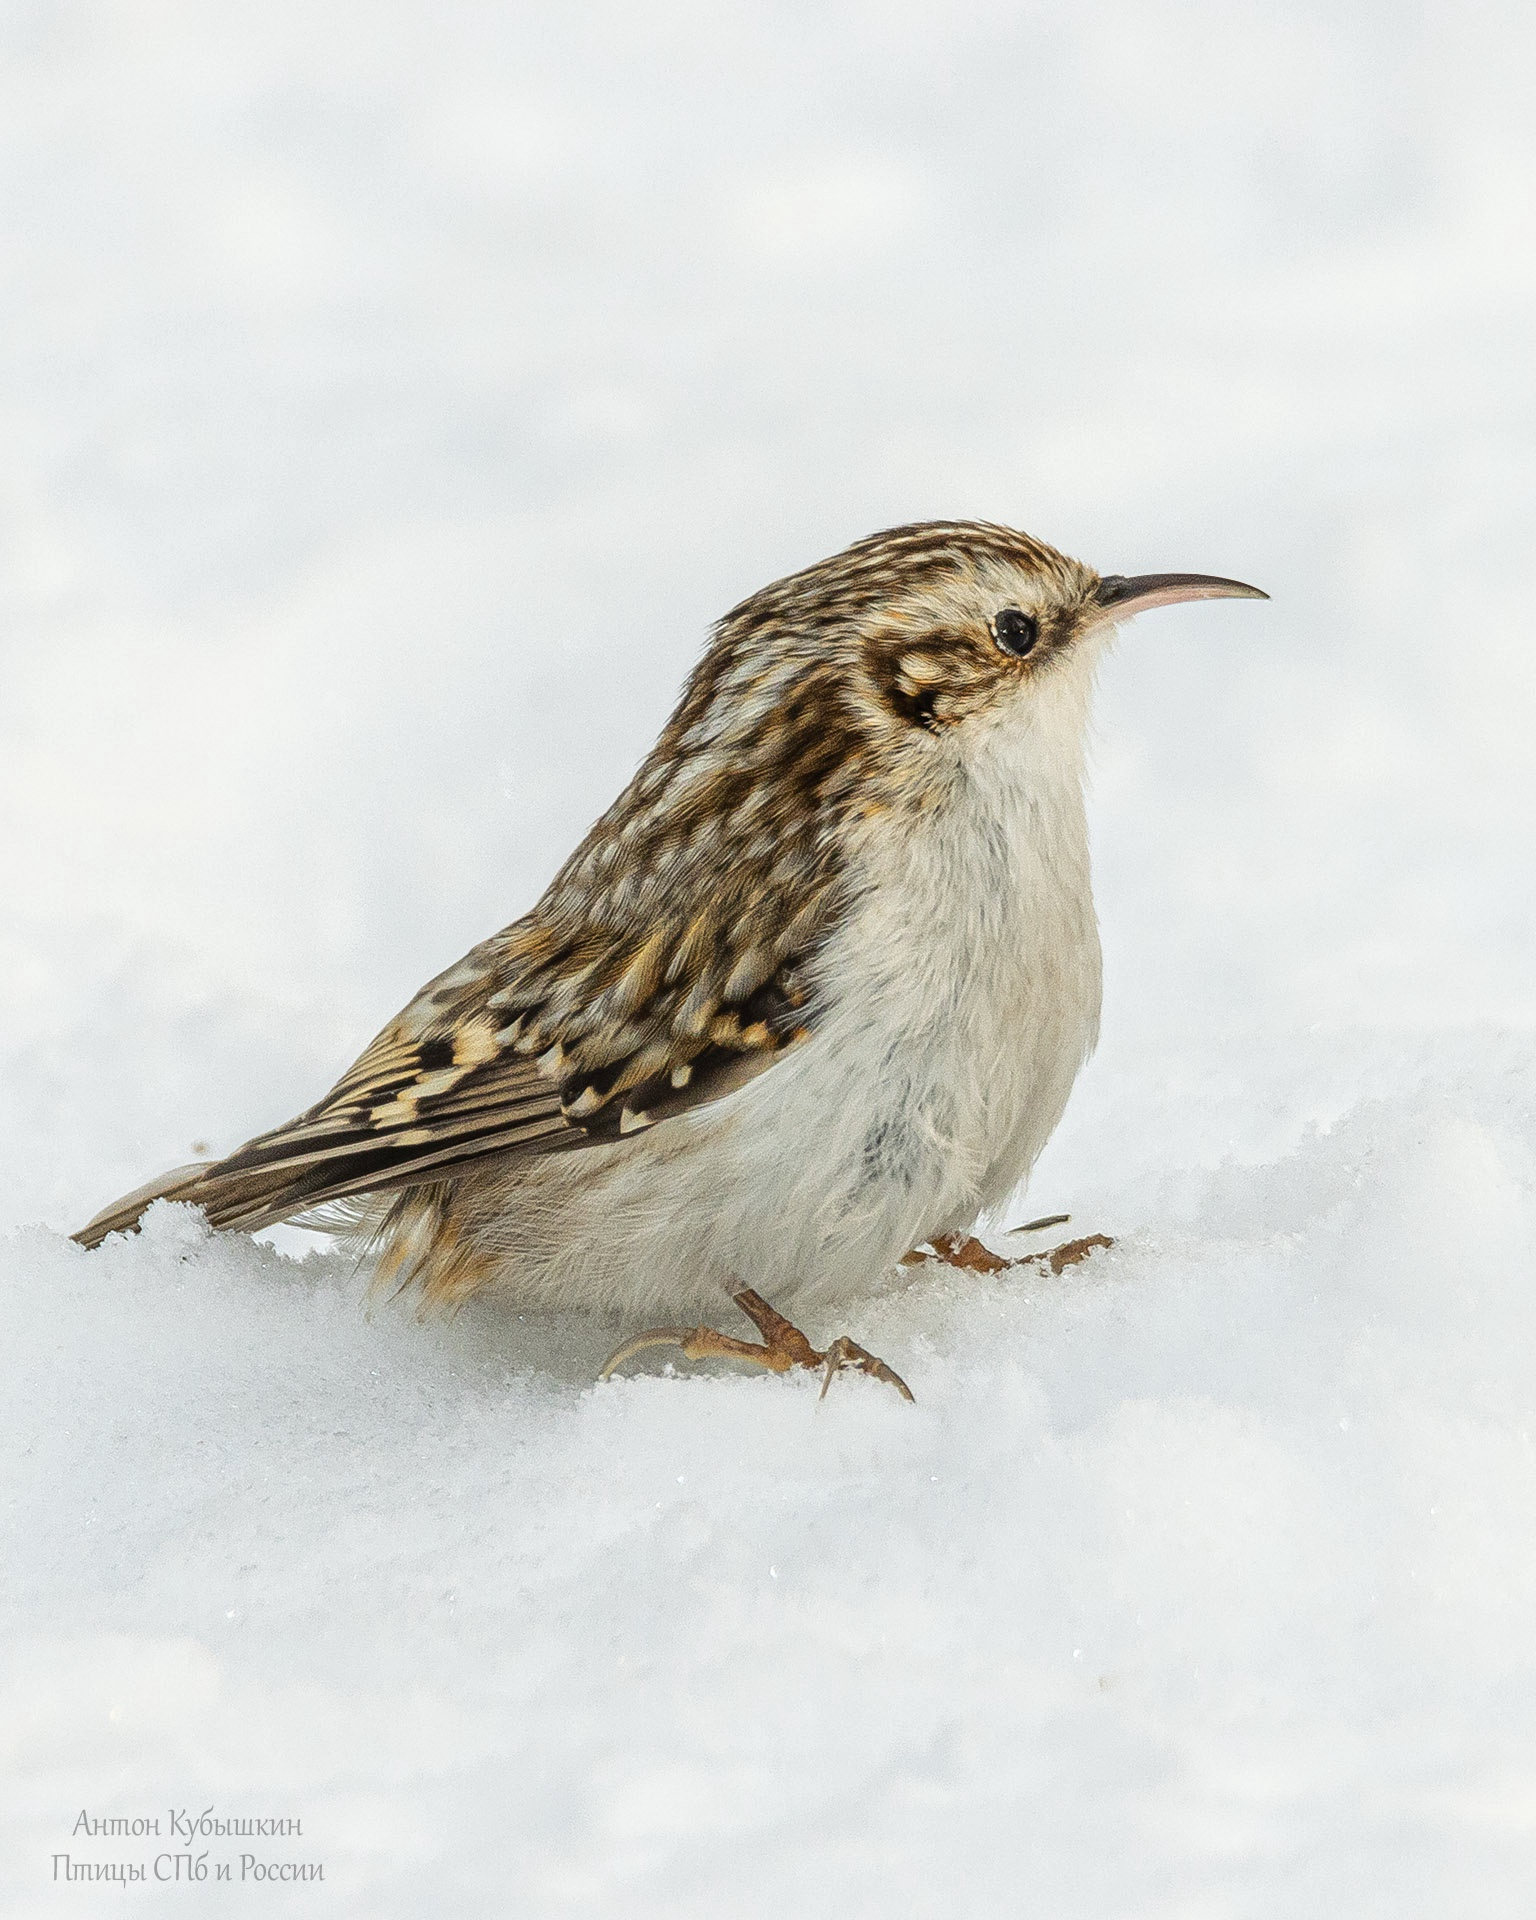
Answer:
(6, 2, 1536, 1913)
(10, 1029, 1536, 1915)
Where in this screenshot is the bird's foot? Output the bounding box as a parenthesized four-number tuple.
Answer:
(902, 1223, 1114, 1276)
(598, 1286, 915, 1402)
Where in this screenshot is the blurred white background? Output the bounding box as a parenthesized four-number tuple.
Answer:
(5, 0, 1534, 1228)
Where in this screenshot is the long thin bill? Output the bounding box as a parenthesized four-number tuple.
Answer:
(1090, 571, 1269, 623)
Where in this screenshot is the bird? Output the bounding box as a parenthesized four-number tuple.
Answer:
(75, 521, 1265, 1399)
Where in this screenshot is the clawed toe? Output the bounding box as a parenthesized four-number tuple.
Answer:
(597, 1321, 786, 1379)
(1032, 1233, 1114, 1274)
(817, 1334, 915, 1402)
(906, 1227, 1114, 1277)
(598, 1326, 710, 1379)
(599, 1288, 913, 1403)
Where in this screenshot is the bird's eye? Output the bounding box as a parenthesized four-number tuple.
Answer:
(991, 607, 1038, 658)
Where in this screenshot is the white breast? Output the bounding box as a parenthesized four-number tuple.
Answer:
(628, 683, 1103, 1314)
(837, 716, 1101, 1202)
(482, 667, 1104, 1321)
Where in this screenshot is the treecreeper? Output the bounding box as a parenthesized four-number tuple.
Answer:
(77, 521, 1266, 1400)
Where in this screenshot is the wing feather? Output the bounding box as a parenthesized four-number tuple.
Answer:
(75, 616, 865, 1247)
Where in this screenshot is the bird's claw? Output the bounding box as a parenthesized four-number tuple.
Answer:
(906, 1228, 1114, 1276)
(816, 1334, 915, 1402)
(596, 1326, 725, 1378)
(599, 1287, 914, 1403)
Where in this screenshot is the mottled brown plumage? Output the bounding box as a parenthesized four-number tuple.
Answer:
(75, 520, 1265, 1393)
(78, 521, 1090, 1247)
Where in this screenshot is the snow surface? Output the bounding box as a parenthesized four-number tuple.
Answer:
(6, 0, 1536, 1911)
(10, 1033, 1536, 1914)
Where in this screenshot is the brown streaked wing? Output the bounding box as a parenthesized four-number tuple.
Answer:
(90, 575, 872, 1238)
(166, 885, 835, 1227)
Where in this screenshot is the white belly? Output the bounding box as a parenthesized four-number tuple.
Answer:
(476, 716, 1103, 1320)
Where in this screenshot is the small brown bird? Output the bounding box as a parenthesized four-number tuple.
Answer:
(77, 522, 1265, 1398)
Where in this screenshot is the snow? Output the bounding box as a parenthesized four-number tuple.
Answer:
(6, 0, 1536, 1910)
(10, 1035, 1536, 1911)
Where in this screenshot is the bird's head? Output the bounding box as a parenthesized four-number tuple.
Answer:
(672, 521, 1267, 817)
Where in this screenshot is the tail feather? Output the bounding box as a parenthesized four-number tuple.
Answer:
(70, 1128, 533, 1249)
(72, 1156, 495, 1314)
(73, 1163, 217, 1248)
(72, 1156, 354, 1248)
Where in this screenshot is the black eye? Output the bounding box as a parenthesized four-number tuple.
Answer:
(992, 607, 1038, 658)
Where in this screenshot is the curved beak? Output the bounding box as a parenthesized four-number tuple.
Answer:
(1087, 571, 1269, 627)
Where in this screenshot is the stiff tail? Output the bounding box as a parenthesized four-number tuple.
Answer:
(71, 1000, 576, 1253)
(74, 1157, 493, 1312)
(73, 1163, 215, 1247)
(71, 1155, 356, 1249)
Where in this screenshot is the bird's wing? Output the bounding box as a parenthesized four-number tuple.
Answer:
(75, 847, 844, 1244)
(75, 628, 872, 1246)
